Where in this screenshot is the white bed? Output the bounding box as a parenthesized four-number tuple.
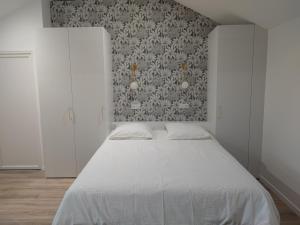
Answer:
(52, 130, 279, 225)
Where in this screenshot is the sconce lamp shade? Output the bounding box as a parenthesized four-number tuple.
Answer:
(181, 81, 189, 89)
(130, 81, 138, 90)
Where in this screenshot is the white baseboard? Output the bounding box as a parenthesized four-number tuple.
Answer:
(0, 165, 41, 170)
(260, 175, 300, 217)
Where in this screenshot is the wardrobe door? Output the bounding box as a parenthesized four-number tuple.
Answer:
(68, 28, 105, 173)
(36, 28, 77, 177)
(215, 25, 254, 168)
(0, 54, 42, 169)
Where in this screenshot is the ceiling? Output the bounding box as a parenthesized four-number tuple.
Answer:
(0, 0, 300, 29)
(176, 0, 300, 29)
(0, 0, 28, 20)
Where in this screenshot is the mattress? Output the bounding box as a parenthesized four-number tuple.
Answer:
(52, 130, 280, 225)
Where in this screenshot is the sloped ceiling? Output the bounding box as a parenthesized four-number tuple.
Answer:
(176, 0, 300, 29)
(0, 0, 28, 19)
(1, 0, 300, 29)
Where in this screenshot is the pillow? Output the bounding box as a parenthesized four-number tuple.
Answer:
(109, 123, 153, 140)
(165, 123, 211, 140)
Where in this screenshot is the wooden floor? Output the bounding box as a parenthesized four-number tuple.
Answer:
(0, 170, 299, 225)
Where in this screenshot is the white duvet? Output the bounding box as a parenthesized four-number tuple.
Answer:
(53, 131, 279, 225)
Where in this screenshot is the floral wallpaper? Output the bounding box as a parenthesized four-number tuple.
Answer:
(50, 0, 217, 121)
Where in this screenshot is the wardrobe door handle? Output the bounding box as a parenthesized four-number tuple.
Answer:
(98, 106, 104, 125)
(68, 109, 75, 124)
(63, 108, 74, 125)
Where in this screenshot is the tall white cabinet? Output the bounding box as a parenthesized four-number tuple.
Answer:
(36, 27, 112, 177)
(207, 25, 267, 177)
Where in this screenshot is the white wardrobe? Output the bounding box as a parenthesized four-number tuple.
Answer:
(36, 27, 112, 177)
(207, 25, 267, 177)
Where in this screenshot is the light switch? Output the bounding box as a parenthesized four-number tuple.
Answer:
(131, 101, 141, 109)
(179, 103, 189, 109)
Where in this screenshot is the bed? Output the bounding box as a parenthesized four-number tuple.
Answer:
(52, 127, 279, 225)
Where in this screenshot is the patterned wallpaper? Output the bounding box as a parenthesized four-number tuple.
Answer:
(50, 0, 217, 121)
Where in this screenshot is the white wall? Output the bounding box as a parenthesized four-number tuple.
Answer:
(41, 0, 51, 27)
(0, 0, 50, 169)
(0, 0, 49, 51)
(261, 16, 300, 214)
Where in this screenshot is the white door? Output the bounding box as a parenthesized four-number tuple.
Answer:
(216, 25, 254, 168)
(36, 29, 77, 177)
(69, 28, 105, 172)
(0, 53, 42, 169)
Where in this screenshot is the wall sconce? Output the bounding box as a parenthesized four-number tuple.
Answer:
(180, 63, 189, 89)
(130, 63, 138, 90)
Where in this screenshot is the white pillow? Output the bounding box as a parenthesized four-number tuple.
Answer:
(109, 123, 153, 140)
(165, 123, 211, 140)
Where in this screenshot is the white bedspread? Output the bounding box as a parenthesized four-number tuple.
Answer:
(53, 131, 279, 225)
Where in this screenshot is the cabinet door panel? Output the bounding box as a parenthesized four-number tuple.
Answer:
(0, 55, 42, 168)
(36, 28, 77, 177)
(68, 28, 105, 173)
(216, 26, 254, 168)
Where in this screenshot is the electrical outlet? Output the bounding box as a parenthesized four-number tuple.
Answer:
(131, 101, 141, 109)
(178, 103, 189, 109)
